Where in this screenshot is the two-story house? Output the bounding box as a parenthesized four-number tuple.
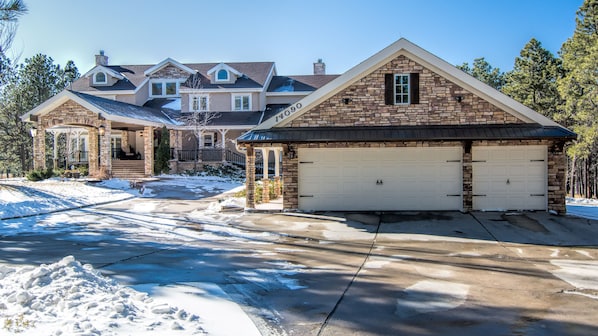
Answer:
(21, 51, 337, 177)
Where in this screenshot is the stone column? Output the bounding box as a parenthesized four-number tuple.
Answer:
(262, 148, 270, 203)
(246, 145, 256, 208)
(88, 127, 99, 176)
(99, 122, 112, 176)
(273, 149, 281, 198)
(548, 142, 567, 214)
(283, 146, 299, 210)
(144, 126, 154, 176)
(32, 125, 46, 170)
(462, 143, 473, 212)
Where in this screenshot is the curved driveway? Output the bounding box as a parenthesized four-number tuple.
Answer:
(1, 190, 598, 335)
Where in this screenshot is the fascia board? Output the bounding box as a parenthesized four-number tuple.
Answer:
(180, 88, 263, 93)
(21, 90, 108, 121)
(265, 91, 313, 96)
(174, 125, 252, 130)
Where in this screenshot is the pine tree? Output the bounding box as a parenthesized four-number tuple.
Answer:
(0, 55, 79, 174)
(457, 57, 505, 90)
(0, 0, 27, 53)
(154, 126, 170, 175)
(502, 38, 563, 119)
(558, 0, 598, 197)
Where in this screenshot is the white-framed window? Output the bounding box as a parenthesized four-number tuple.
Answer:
(394, 74, 410, 104)
(150, 80, 179, 97)
(233, 94, 251, 111)
(93, 72, 107, 84)
(216, 69, 229, 81)
(203, 133, 214, 147)
(190, 95, 209, 112)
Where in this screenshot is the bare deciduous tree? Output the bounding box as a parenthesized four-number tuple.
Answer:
(180, 73, 221, 171)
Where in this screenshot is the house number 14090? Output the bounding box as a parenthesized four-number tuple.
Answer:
(275, 102, 302, 122)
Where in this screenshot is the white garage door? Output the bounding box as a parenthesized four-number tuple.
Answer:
(298, 147, 462, 211)
(472, 146, 547, 211)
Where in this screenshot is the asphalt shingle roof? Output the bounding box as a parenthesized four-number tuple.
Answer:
(70, 91, 181, 126)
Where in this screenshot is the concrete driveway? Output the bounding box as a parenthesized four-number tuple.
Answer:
(1, 195, 598, 335)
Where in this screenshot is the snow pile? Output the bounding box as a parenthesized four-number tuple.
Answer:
(1, 179, 134, 219)
(0, 256, 205, 335)
(567, 197, 598, 206)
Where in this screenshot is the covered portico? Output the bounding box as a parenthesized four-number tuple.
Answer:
(22, 90, 180, 177)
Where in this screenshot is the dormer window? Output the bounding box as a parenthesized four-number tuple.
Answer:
(94, 72, 107, 84)
(217, 69, 229, 81)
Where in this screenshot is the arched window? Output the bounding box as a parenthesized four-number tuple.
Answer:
(217, 69, 229, 81)
(94, 72, 107, 84)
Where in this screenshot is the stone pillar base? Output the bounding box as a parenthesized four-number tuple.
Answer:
(262, 178, 270, 203)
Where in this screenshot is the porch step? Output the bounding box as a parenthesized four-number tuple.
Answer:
(111, 160, 146, 179)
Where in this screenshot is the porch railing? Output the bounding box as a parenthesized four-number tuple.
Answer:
(175, 148, 224, 162)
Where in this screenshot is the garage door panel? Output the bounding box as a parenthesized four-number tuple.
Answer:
(472, 146, 546, 211)
(298, 147, 462, 211)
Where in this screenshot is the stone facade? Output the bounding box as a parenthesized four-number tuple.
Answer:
(150, 65, 189, 79)
(289, 55, 523, 128)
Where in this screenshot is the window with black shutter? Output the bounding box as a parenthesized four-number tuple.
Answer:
(384, 73, 419, 105)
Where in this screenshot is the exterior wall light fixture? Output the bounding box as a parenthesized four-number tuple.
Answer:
(30, 127, 37, 137)
(98, 125, 106, 136)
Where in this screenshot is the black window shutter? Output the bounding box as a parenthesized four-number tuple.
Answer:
(410, 73, 419, 104)
(384, 74, 394, 105)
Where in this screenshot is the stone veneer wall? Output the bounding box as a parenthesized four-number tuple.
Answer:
(150, 65, 190, 79)
(276, 139, 567, 214)
(288, 55, 523, 127)
(37, 101, 106, 175)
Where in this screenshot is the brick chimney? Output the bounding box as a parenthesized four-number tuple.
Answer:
(313, 58, 325, 75)
(95, 50, 108, 66)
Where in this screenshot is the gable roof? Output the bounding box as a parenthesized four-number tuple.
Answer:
(21, 90, 181, 127)
(255, 38, 565, 130)
(71, 62, 276, 93)
(143, 58, 196, 76)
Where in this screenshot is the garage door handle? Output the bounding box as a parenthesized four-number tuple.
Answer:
(446, 160, 461, 163)
(299, 195, 314, 198)
(472, 160, 487, 163)
(530, 160, 545, 162)
(473, 194, 487, 197)
(446, 194, 461, 197)
(530, 194, 545, 197)
(299, 161, 314, 164)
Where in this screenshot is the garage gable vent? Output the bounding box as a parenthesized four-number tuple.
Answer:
(385, 73, 419, 105)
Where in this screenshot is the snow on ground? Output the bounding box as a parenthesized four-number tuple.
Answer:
(0, 178, 135, 220)
(0, 175, 302, 335)
(566, 197, 598, 220)
(0, 256, 205, 335)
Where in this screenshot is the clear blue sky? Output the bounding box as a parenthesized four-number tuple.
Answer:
(10, 0, 583, 76)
